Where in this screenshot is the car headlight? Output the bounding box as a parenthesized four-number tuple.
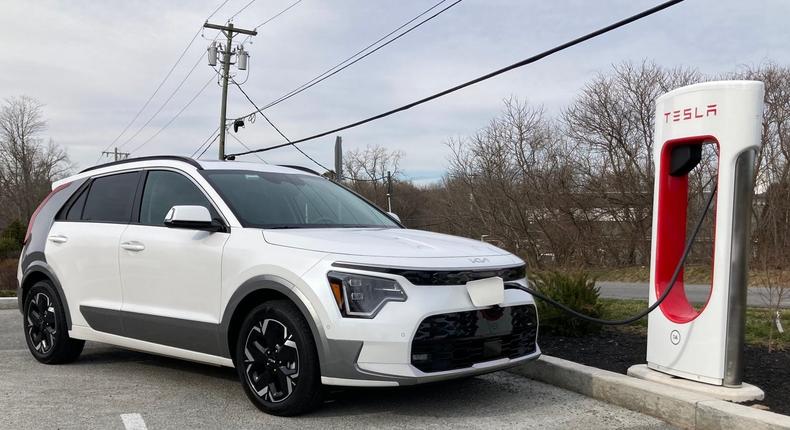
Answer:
(327, 271, 407, 318)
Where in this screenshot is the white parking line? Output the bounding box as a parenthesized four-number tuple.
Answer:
(120, 413, 148, 430)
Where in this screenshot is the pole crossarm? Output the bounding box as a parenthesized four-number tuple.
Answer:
(203, 22, 258, 36)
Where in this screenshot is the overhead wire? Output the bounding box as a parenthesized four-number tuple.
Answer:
(206, 0, 233, 21)
(240, 0, 304, 45)
(233, 0, 460, 120)
(190, 126, 221, 158)
(231, 79, 332, 172)
(227, 0, 685, 159)
(197, 131, 221, 159)
(129, 74, 215, 154)
(99, 0, 232, 162)
(228, 0, 257, 21)
(227, 131, 268, 163)
(120, 37, 215, 152)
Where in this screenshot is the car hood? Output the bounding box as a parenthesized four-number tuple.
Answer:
(262, 228, 510, 258)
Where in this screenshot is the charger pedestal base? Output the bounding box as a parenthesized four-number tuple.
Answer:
(627, 364, 764, 403)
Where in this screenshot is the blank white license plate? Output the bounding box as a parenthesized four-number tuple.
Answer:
(465, 277, 504, 307)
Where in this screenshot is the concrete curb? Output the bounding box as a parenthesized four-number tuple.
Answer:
(509, 355, 790, 430)
(0, 297, 18, 310)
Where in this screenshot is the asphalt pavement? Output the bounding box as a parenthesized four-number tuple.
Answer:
(0, 309, 672, 430)
(597, 281, 790, 308)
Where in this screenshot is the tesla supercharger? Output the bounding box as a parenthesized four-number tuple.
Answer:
(645, 80, 764, 388)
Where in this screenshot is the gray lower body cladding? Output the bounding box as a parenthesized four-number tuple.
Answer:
(80, 306, 223, 356)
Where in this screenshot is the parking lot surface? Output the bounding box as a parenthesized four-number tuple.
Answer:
(0, 309, 672, 429)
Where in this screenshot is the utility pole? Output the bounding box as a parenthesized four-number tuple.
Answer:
(386, 170, 393, 212)
(204, 22, 257, 160)
(334, 136, 343, 181)
(102, 147, 130, 161)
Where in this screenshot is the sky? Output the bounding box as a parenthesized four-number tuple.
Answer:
(0, 0, 787, 185)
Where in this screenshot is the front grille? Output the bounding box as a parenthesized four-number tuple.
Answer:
(331, 263, 526, 286)
(411, 304, 538, 373)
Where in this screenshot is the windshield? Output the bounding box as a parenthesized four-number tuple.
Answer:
(202, 170, 400, 229)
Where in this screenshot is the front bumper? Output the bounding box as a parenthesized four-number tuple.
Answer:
(302, 255, 540, 387)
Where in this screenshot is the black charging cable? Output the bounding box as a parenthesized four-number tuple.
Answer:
(513, 181, 717, 325)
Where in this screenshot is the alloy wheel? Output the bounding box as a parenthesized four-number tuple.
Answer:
(26, 292, 57, 354)
(243, 318, 300, 403)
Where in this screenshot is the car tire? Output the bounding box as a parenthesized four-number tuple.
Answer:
(235, 300, 322, 416)
(23, 280, 85, 364)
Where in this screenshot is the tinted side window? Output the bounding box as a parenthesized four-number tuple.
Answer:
(82, 172, 140, 223)
(65, 188, 88, 221)
(139, 170, 215, 226)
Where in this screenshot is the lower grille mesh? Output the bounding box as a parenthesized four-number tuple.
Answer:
(411, 305, 538, 373)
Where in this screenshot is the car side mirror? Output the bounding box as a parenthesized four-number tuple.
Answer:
(164, 205, 225, 232)
(386, 212, 401, 223)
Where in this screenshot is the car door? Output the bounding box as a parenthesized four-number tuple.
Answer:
(46, 171, 140, 330)
(118, 169, 229, 356)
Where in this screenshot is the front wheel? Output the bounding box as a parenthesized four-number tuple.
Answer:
(23, 280, 84, 364)
(235, 300, 322, 416)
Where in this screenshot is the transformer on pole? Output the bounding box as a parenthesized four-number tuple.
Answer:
(203, 22, 257, 160)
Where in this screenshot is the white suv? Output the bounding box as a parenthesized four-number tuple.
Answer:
(17, 156, 539, 415)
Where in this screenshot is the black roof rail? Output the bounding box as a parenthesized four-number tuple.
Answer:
(80, 155, 203, 174)
(278, 165, 323, 176)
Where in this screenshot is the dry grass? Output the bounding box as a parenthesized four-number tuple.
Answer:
(0, 258, 17, 293)
(601, 299, 788, 350)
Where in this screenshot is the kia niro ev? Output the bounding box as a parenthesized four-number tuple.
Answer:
(16, 156, 539, 416)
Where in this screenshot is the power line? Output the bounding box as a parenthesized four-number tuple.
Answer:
(99, 0, 232, 161)
(190, 126, 221, 158)
(130, 74, 215, 154)
(231, 79, 332, 172)
(233, 0, 460, 121)
(229, 0, 257, 21)
(227, 131, 267, 163)
(240, 0, 304, 45)
(227, 0, 684, 159)
(197, 131, 221, 159)
(118, 39, 212, 151)
(99, 27, 203, 160)
(206, 0, 233, 21)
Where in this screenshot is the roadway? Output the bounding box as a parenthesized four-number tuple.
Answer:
(597, 282, 790, 308)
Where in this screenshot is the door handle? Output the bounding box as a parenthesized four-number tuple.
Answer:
(120, 241, 146, 252)
(48, 235, 68, 244)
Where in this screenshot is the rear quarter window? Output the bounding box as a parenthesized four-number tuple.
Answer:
(81, 172, 140, 223)
(63, 187, 88, 221)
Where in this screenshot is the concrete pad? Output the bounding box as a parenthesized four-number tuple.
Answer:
(510, 355, 790, 430)
(628, 364, 764, 403)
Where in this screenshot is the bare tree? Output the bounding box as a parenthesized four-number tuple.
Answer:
(563, 61, 701, 265)
(343, 145, 402, 182)
(342, 145, 403, 212)
(731, 64, 790, 327)
(441, 97, 584, 266)
(0, 96, 71, 224)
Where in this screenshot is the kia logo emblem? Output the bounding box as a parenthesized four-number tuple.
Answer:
(468, 257, 489, 264)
